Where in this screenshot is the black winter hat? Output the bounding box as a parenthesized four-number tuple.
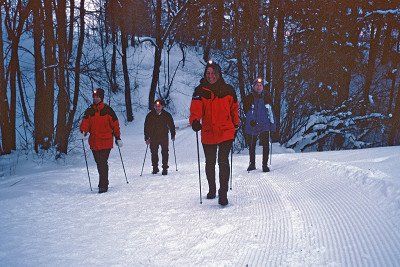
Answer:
(93, 88, 105, 100)
(203, 60, 222, 78)
(154, 99, 165, 106)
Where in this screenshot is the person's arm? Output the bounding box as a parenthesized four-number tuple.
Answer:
(229, 86, 240, 128)
(109, 107, 121, 139)
(189, 87, 204, 125)
(144, 113, 151, 142)
(79, 107, 92, 134)
(168, 113, 176, 140)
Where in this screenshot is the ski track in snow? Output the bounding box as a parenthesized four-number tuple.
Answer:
(0, 126, 400, 266)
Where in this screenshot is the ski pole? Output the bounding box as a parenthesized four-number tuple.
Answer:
(172, 139, 178, 171)
(140, 144, 149, 176)
(230, 145, 233, 190)
(117, 145, 128, 183)
(81, 139, 92, 191)
(196, 131, 202, 204)
(269, 131, 272, 166)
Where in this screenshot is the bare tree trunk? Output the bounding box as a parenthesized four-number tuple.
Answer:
(233, 0, 246, 100)
(212, 1, 224, 49)
(58, 0, 85, 154)
(387, 33, 400, 115)
(32, 0, 46, 152)
(68, 0, 74, 57)
(272, 0, 285, 143)
(266, 2, 275, 84)
(4, 0, 32, 151)
(338, 18, 361, 104)
(244, 1, 257, 80)
(55, 0, 70, 152)
(121, 30, 133, 121)
(148, 0, 163, 110)
(0, 8, 13, 154)
(363, 22, 381, 113)
(42, 0, 55, 149)
(111, 31, 117, 91)
(17, 61, 31, 125)
(388, 83, 400, 145)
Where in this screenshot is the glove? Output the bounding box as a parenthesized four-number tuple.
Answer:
(250, 120, 257, 127)
(192, 120, 202, 132)
(115, 137, 123, 147)
(80, 131, 88, 140)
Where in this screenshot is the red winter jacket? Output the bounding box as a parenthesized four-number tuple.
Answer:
(80, 102, 120, 151)
(189, 78, 239, 144)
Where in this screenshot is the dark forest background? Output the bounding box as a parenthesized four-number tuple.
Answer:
(0, 0, 399, 158)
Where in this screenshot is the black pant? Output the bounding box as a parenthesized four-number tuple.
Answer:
(92, 149, 111, 189)
(150, 138, 169, 169)
(202, 140, 233, 196)
(247, 131, 270, 166)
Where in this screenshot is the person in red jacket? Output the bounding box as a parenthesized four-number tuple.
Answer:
(189, 61, 239, 206)
(80, 88, 122, 193)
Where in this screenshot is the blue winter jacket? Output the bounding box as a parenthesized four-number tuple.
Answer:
(243, 92, 276, 136)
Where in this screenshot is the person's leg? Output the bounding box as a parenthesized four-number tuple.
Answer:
(217, 140, 233, 205)
(247, 134, 257, 171)
(202, 143, 217, 198)
(92, 149, 111, 192)
(150, 141, 160, 173)
(160, 138, 169, 174)
(260, 131, 270, 172)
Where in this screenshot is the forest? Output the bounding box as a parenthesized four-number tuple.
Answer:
(0, 0, 399, 157)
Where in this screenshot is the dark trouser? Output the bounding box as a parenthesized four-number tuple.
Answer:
(92, 149, 111, 189)
(248, 131, 270, 166)
(202, 140, 233, 196)
(150, 138, 169, 169)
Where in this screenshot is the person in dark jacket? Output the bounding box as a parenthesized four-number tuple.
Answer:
(243, 78, 276, 172)
(80, 88, 122, 193)
(189, 61, 240, 206)
(144, 99, 176, 175)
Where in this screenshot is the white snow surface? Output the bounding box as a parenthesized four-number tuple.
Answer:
(1, 118, 400, 265)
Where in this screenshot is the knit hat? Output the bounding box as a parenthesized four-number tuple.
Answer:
(154, 99, 165, 106)
(252, 77, 264, 86)
(203, 60, 222, 78)
(93, 88, 105, 100)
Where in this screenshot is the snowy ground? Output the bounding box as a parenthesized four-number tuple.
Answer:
(1, 115, 400, 266)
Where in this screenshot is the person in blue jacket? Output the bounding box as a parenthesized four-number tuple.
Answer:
(243, 78, 276, 172)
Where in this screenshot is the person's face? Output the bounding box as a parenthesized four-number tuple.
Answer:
(154, 103, 163, 113)
(93, 95, 101, 104)
(206, 67, 219, 84)
(253, 82, 263, 94)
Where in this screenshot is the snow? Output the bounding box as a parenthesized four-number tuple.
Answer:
(1, 118, 400, 265)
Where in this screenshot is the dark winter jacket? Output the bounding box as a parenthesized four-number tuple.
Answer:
(144, 110, 176, 141)
(189, 78, 240, 144)
(243, 91, 276, 136)
(80, 102, 120, 151)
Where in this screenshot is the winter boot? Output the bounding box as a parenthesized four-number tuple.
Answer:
(98, 187, 108, 194)
(218, 193, 228, 206)
(247, 163, 256, 172)
(206, 191, 216, 199)
(262, 165, 270, 172)
(152, 166, 159, 174)
(162, 168, 168, 175)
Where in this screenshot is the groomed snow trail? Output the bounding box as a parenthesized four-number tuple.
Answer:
(0, 125, 399, 266)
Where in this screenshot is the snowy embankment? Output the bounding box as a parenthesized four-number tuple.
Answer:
(0, 116, 399, 265)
